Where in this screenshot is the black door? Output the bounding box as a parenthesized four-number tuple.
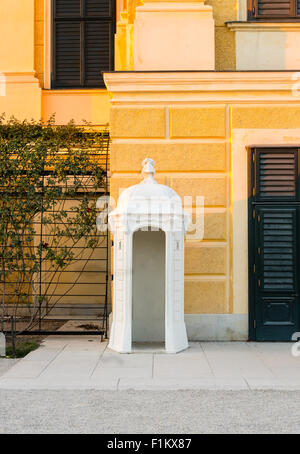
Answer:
(249, 147, 300, 341)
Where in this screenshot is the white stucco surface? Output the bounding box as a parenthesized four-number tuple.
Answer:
(228, 23, 300, 70)
(134, 1, 215, 70)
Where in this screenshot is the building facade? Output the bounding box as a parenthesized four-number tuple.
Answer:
(1, 0, 300, 341)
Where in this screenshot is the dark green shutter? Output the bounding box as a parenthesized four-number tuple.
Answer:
(259, 207, 296, 292)
(250, 147, 300, 341)
(54, 21, 81, 87)
(55, 0, 81, 17)
(84, 21, 112, 87)
(254, 148, 298, 201)
(52, 0, 115, 88)
(254, 0, 294, 18)
(254, 205, 299, 341)
(85, 0, 111, 16)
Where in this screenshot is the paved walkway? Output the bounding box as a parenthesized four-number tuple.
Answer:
(1, 338, 300, 390)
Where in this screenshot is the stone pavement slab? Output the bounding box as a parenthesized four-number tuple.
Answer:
(3, 360, 51, 379)
(118, 377, 249, 390)
(0, 377, 119, 390)
(245, 378, 300, 390)
(92, 367, 152, 379)
(153, 352, 213, 378)
(0, 359, 19, 377)
(201, 342, 275, 379)
(1, 338, 300, 390)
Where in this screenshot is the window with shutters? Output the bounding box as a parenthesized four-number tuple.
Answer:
(248, 0, 300, 20)
(52, 0, 115, 88)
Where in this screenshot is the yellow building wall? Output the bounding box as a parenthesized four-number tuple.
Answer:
(0, 0, 237, 124)
(42, 89, 111, 126)
(109, 105, 231, 315)
(1, 0, 300, 324)
(0, 0, 41, 120)
(106, 72, 300, 316)
(38, 0, 110, 125)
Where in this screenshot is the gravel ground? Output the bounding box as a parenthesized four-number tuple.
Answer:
(0, 389, 300, 434)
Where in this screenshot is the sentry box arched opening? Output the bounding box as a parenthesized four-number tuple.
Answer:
(107, 158, 190, 353)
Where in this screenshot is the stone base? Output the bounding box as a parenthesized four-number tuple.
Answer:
(108, 313, 248, 342)
(185, 314, 248, 341)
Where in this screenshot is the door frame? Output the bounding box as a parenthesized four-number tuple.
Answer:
(248, 146, 256, 340)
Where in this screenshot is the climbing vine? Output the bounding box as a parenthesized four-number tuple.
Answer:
(0, 116, 108, 333)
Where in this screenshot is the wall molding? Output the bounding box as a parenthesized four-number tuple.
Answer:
(227, 21, 300, 32)
(44, 0, 52, 89)
(104, 71, 300, 104)
(1, 72, 40, 84)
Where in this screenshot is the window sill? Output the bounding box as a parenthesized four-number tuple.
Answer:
(43, 88, 108, 94)
(226, 21, 300, 32)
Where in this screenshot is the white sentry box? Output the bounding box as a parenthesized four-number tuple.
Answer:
(106, 158, 190, 353)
